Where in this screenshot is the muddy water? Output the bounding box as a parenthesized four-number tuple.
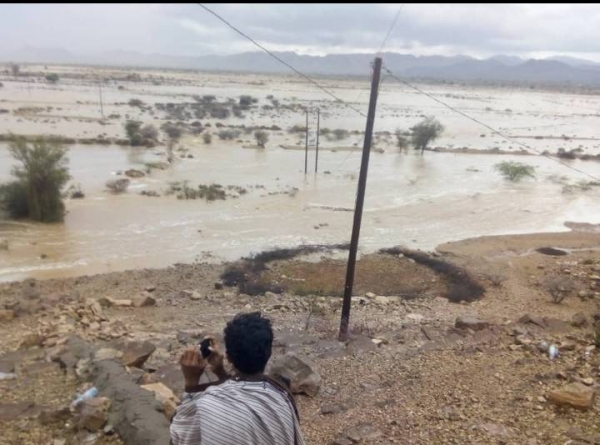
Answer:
(2, 141, 600, 282)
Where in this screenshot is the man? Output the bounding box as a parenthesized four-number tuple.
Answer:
(170, 312, 306, 445)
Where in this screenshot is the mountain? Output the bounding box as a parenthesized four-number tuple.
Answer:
(1, 47, 600, 87)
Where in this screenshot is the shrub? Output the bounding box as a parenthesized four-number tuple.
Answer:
(105, 178, 130, 194)
(395, 128, 410, 149)
(543, 276, 574, 304)
(45, 73, 59, 84)
(410, 117, 444, 154)
(0, 137, 70, 222)
(218, 129, 241, 140)
(494, 161, 536, 182)
(254, 130, 269, 147)
(239, 95, 257, 108)
(162, 122, 183, 141)
(128, 98, 145, 108)
(203, 132, 212, 144)
(140, 124, 159, 142)
(332, 129, 349, 141)
(288, 124, 307, 133)
(124, 120, 142, 140)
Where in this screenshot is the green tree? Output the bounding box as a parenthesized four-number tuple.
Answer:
(494, 161, 536, 182)
(0, 138, 70, 222)
(410, 117, 444, 154)
(254, 130, 269, 147)
(45, 73, 60, 84)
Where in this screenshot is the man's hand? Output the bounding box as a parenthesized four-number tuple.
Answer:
(203, 336, 229, 379)
(180, 346, 206, 388)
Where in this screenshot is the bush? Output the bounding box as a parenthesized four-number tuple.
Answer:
(410, 117, 444, 154)
(203, 132, 212, 144)
(395, 128, 410, 149)
(162, 122, 183, 141)
(543, 276, 574, 304)
(128, 98, 145, 108)
(105, 178, 130, 194)
(494, 161, 536, 182)
(332, 129, 349, 141)
(254, 130, 269, 147)
(0, 138, 70, 222)
(239, 95, 257, 108)
(140, 124, 159, 142)
(218, 129, 241, 140)
(45, 73, 59, 84)
(124, 120, 142, 140)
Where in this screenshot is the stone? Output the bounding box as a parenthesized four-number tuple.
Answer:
(365, 292, 377, 299)
(332, 438, 353, 445)
(455, 315, 489, 331)
(321, 403, 346, 415)
(39, 406, 71, 425)
(0, 309, 15, 322)
(347, 336, 378, 355)
(125, 169, 145, 178)
(94, 348, 123, 362)
(99, 296, 132, 308)
(0, 402, 37, 421)
(406, 313, 424, 323)
(371, 339, 384, 346)
(214, 282, 224, 290)
(343, 423, 383, 442)
(571, 312, 588, 328)
(481, 423, 511, 437)
(269, 353, 321, 397)
(132, 293, 156, 308)
(189, 291, 202, 301)
(519, 314, 546, 328)
(548, 382, 595, 411)
(582, 377, 594, 386)
(77, 397, 110, 432)
(140, 382, 179, 419)
(19, 333, 45, 349)
(265, 291, 278, 299)
(374, 296, 391, 305)
(121, 341, 156, 368)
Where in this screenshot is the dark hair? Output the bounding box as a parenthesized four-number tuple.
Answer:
(224, 312, 273, 375)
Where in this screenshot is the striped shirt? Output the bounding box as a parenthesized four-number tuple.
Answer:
(170, 379, 306, 445)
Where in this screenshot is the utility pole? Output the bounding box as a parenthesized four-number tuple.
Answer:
(338, 56, 382, 342)
(315, 108, 320, 173)
(98, 83, 104, 118)
(304, 109, 309, 174)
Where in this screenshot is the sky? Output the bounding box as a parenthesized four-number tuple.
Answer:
(1, 3, 600, 61)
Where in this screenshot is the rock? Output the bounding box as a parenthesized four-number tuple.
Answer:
(99, 296, 132, 308)
(481, 423, 511, 437)
(371, 338, 384, 346)
(548, 382, 595, 411)
(125, 169, 145, 178)
(214, 282, 223, 290)
(121, 341, 156, 368)
(374, 296, 391, 305)
(77, 397, 110, 432)
(571, 312, 588, 328)
(19, 333, 45, 349)
(0, 309, 15, 322)
(265, 291, 278, 299)
(189, 291, 202, 301)
(321, 403, 346, 415)
(582, 377, 594, 386)
(140, 382, 179, 419)
(519, 314, 546, 328)
(0, 402, 38, 421)
(406, 313, 424, 323)
(455, 315, 489, 331)
(94, 348, 123, 362)
(332, 438, 353, 445)
(132, 293, 156, 308)
(347, 336, 378, 354)
(365, 292, 377, 299)
(39, 406, 71, 425)
(145, 286, 156, 293)
(343, 423, 383, 442)
(269, 353, 321, 397)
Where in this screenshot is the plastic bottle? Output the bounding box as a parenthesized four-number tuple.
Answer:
(548, 344, 559, 360)
(71, 387, 98, 408)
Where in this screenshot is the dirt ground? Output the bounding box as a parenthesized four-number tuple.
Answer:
(0, 230, 599, 444)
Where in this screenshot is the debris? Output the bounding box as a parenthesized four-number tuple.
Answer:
(71, 387, 99, 409)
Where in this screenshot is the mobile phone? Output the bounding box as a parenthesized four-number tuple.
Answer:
(199, 338, 211, 358)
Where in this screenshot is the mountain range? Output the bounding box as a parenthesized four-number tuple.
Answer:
(2, 46, 600, 87)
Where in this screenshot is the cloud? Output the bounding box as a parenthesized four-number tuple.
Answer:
(0, 4, 599, 61)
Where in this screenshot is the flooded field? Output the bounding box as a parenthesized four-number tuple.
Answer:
(1, 65, 600, 281)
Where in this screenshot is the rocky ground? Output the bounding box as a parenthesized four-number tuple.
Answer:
(0, 231, 599, 445)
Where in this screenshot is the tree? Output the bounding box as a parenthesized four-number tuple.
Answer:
(45, 73, 60, 84)
(410, 117, 444, 154)
(0, 137, 70, 222)
(395, 128, 410, 150)
(203, 132, 212, 144)
(494, 161, 536, 182)
(140, 124, 159, 143)
(254, 130, 269, 148)
(162, 123, 183, 164)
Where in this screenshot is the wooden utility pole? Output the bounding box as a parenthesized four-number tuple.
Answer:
(98, 83, 104, 118)
(304, 109, 309, 174)
(338, 56, 382, 342)
(315, 108, 320, 173)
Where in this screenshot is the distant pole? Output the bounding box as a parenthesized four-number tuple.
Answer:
(98, 83, 104, 118)
(338, 57, 382, 342)
(315, 108, 320, 173)
(304, 109, 309, 174)
(27, 80, 31, 96)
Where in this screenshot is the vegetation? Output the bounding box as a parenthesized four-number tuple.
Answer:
(543, 276, 574, 304)
(332, 129, 349, 141)
(105, 178, 130, 194)
(410, 117, 444, 154)
(203, 132, 212, 144)
(494, 161, 536, 182)
(254, 130, 269, 147)
(65, 184, 85, 199)
(128, 98, 145, 108)
(162, 122, 183, 164)
(218, 129, 242, 140)
(239, 95, 258, 108)
(0, 137, 70, 222)
(395, 129, 410, 150)
(123, 121, 158, 147)
(45, 73, 60, 84)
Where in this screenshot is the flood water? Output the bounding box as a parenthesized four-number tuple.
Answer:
(2, 141, 600, 282)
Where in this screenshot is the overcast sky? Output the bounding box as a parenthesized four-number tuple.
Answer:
(1, 3, 600, 61)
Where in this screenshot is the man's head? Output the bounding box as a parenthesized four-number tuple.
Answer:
(224, 312, 273, 375)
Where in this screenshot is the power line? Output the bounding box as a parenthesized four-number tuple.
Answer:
(378, 4, 404, 54)
(197, 3, 366, 118)
(382, 65, 600, 182)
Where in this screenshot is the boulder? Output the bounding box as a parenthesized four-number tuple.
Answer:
(548, 382, 595, 411)
(519, 314, 546, 328)
(124, 169, 145, 178)
(343, 423, 383, 442)
(77, 397, 110, 432)
(140, 382, 179, 419)
(94, 348, 123, 362)
(0, 310, 15, 322)
(269, 353, 321, 397)
(571, 312, 588, 328)
(39, 406, 71, 425)
(19, 333, 46, 349)
(321, 403, 346, 415)
(99, 297, 132, 308)
(455, 315, 489, 331)
(132, 292, 156, 308)
(121, 341, 156, 368)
